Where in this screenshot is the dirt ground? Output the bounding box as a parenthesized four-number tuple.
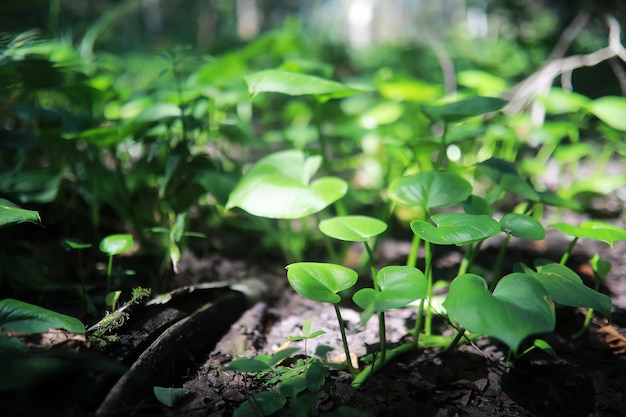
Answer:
(4, 204, 626, 417)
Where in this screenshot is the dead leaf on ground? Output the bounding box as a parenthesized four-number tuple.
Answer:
(597, 325, 626, 354)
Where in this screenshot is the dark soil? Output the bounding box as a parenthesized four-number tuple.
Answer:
(4, 210, 626, 417)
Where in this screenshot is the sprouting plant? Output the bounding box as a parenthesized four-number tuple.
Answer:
(286, 317, 326, 356)
(99, 233, 134, 309)
(285, 262, 358, 377)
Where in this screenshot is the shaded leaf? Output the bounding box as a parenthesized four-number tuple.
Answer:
(388, 171, 472, 210)
(411, 213, 500, 245)
(500, 213, 545, 240)
(153, 386, 189, 407)
(477, 158, 540, 201)
(0, 299, 85, 334)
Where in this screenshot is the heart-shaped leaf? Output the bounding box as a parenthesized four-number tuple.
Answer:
(388, 171, 472, 211)
(477, 158, 540, 201)
(530, 261, 611, 319)
(99, 234, 134, 256)
(319, 215, 387, 242)
(500, 213, 545, 240)
(549, 221, 626, 248)
(443, 273, 555, 352)
(234, 391, 286, 417)
(462, 195, 493, 216)
(411, 213, 500, 245)
(0, 198, 41, 228)
(589, 96, 626, 132)
(422, 96, 506, 123)
(0, 298, 85, 334)
(286, 263, 358, 304)
(226, 150, 347, 219)
(353, 266, 426, 323)
(244, 69, 362, 99)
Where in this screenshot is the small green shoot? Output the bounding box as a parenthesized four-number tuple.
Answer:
(99, 233, 134, 294)
(61, 238, 95, 314)
(285, 262, 358, 376)
(286, 317, 326, 355)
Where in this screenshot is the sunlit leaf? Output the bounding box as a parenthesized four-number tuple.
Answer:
(0, 199, 41, 228)
(319, 216, 387, 242)
(589, 96, 626, 132)
(550, 221, 626, 248)
(99, 234, 134, 255)
(244, 69, 361, 99)
(411, 213, 500, 245)
(444, 273, 555, 352)
(286, 263, 358, 304)
(388, 171, 472, 211)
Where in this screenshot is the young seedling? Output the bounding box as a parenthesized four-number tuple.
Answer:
(61, 238, 95, 315)
(99, 233, 134, 298)
(410, 212, 500, 339)
(285, 262, 358, 377)
(549, 220, 626, 265)
(318, 215, 388, 361)
(286, 317, 326, 356)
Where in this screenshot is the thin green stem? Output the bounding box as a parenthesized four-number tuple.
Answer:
(490, 234, 511, 291)
(365, 241, 386, 364)
(106, 255, 113, 295)
(424, 241, 433, 335)
(446, 327, 466, 352)
(560, 237, 579, 265)
(406, 234, 421, 268)
(334, 303, 356, 377)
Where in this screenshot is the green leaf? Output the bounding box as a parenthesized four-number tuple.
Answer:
(228, 357, 273, 373)
(319, 215, 387, 242)
(60, 239, 92, 250)
(590, 254, 611, 281)
(99, 234, 134, 255)
(500, 213, 545, 240)
(539, 88, 590, 115)
(422, 96, 507, 123)
(443, 273, 555, 353)
(462, 195, 492, 216)
(226, 150, 347, 219)
(305, 359, 326, 392)
(549, 221, 626, 248)
(530, 261, 611, 319)
(411, 213, 500, 245)
(353, 266, 427, 323)
(477, 158, 540, 201)
(153, 386, 189, 407)
(589, 96, 626, 131)
(244, 69, 361, 99)
(286, 263, 358, 304)
(388, 171, 472, 211)
(105, 291, 121, 309)
(278, 373, 308, 398)
(269, 347, 300, 366)
(0, 299, 85, 334)
(234, 391, 286, 417)
(0, 199, 41, 228)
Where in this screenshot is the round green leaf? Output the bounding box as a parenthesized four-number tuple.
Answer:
(353, 266, 426, 319)
(477, 158, 540, 201)
(286, 263, 358, 304)
(388, 171, 472, 210)
(226, 150, 348, 219)
(228, 357, 273, 373)
(411, 213, 500, 245)
(99, 234, 133, 255)
(531, 261, 611, 319)
(443, 273, 555, 353)
(422, 96, 506, 123)
(549, 221, 626, 248)
(500, 213, 545, 240)
(0, 299, 85, 334)
(589, 96, 626, 131)
(319, 215, 387, 242)
(60, 239, 92, 251)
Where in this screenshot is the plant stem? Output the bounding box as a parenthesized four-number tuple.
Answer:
(560, 237, 579, 265)
(334, 303, 356, 377)
(106, 254, 113, 294)
(406, 234, 421, 268)
(365, 242, 386, 364)
(446, 327, 466, 352)
(490, 234, 511, 291)
(422, 241, 434, 336)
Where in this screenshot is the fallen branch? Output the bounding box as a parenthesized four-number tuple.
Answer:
(505, 14, 626, 123)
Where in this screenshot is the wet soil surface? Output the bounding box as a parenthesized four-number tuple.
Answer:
(5, 215, 626, 417)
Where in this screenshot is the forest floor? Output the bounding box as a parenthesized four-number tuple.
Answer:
(5, 205, 626, 417)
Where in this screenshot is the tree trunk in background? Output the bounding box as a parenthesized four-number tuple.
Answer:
(197, 0, 217, 50)
(236, 0, 259, 40)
